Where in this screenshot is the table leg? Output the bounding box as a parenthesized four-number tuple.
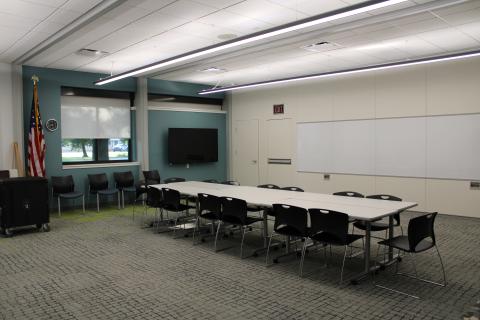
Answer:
(364, 221, 371, 275)
(388, 215, 394, 261)
(263, 209, 268, 247)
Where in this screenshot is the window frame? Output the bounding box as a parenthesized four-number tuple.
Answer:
(60, 87, 134, 166)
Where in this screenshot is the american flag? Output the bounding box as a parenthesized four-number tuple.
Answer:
(27, 78, 46, 177)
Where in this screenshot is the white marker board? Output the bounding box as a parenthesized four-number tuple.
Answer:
(297, 113, 480, 180)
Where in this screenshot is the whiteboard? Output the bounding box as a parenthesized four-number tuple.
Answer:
(427, 114, 480, 180)
(375, 117, 426, 177)
(332, 120, 375, 175)
(296, 114, 480, 180)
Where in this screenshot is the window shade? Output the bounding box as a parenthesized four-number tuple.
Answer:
(61, 96, 131, 139)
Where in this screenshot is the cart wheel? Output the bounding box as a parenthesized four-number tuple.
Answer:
(4, 228, 13, 237)
(41, 224, 50, 232)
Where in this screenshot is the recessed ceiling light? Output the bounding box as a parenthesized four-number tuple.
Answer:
(76, 48, 109, 58)
(301, 41, 341, 53)
(199, 67, 227, 72)
(218, 33, 238, 40)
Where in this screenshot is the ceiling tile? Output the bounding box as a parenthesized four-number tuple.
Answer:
(417, 27, 479, 51)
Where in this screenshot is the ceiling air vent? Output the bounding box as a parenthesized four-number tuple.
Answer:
(301, 41, 341, 53)
(76, 48, 109, 58)
(199, 67, 227, 73)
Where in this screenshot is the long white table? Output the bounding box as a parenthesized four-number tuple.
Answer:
(151, 181, 417, 282)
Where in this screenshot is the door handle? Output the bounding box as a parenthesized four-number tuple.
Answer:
(252, 160, 257, 164)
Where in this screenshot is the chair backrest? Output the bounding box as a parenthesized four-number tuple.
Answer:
(0, 170, 9, 179)
(113, 171, 134, 188)
(146, 186, 163, 208)
(88, 173, 109, 192)
(281, 186, 304, 192)
(51, 175, 75, 194)
(407, 212, 437, 251)
(258, 184, 280, 189)
(203, 179, 219, 183)
(221, 180, 240, 186)
(272, 204, 308, 236)
(308, 208, 350, 244)
(164, 177, 186, 184)
(333, 191, 364, 198)
(198, 193, 221, 218)
(220, 197, 247, 225)
(162, 187, 181, 209)
(142, 170, 161, 185)
(367, 194, 402, 224)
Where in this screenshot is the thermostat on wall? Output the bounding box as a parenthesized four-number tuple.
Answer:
(45, 119, 58, 132)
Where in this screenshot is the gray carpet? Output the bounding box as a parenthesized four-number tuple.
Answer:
(0, 208, 478, 320)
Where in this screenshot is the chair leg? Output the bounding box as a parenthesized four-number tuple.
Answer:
(265, 233, 275, 266)
(122, 190, 125, 209)
(240, 226, 247, 258)
(117, 191, 121, 210)
(82, 195, 85, 214)
(96, 194, 100, 212)
(214, 221, 222, 252)
(340, 245, 348, 284)
(57, 197, 61, 217)
(192, 216, 200, 244)
(436, 245, 447, 286)
(299, 239, 308, 277)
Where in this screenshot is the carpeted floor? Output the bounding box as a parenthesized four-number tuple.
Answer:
(0, 205, 478, 320)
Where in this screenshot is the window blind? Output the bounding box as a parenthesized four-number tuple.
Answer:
(61, 96, 131, 139)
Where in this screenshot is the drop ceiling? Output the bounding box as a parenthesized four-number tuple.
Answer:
(2, 0, 480, 87)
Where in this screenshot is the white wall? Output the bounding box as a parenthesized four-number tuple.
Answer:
(0, 63, 14, 169)
(228, 56, 480, 218)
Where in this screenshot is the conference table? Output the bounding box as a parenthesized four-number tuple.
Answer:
(150, 181, 417, 282)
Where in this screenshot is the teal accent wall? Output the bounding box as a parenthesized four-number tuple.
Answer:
(148, 110, 227, 182)
(22, 66, 139, 202)
(148, 78, 224, 99)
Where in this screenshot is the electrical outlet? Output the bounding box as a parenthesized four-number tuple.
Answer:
(470, 181, 480, 189)
(324, 174, 330, 180)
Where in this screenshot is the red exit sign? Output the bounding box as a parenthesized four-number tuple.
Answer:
(273, 104, 284, 114)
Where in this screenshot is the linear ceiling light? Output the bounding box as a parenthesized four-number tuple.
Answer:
(197, 50, 480, 95)
(94, 0, 407, 85)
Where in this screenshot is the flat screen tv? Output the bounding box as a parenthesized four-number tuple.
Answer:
(168, 128, 218, 164)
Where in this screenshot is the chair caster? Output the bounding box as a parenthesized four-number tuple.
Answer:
(273, 258, 279, 264)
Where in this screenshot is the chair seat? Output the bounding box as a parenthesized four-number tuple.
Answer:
(275, 225, 307, 238)
(378, 236, 434, 253)
(221, 216, 263, 226)
(310, 232, 363, 246)
(97, 189, 119, 195)
(200, 211, 220, 221)
(353, 220, 391, 231)
(122, 186, 137, 193)
(163, 203, 194, 212)
(58, 191, 83, 199)
(247, 205, 264, 212)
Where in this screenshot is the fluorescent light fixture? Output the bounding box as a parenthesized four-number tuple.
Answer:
(94, 0, 407, 85)
(198, 49, 480, 95)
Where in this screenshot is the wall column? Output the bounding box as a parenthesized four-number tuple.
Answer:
(12, 64, 24, 173)
(135, 77, 149, 171)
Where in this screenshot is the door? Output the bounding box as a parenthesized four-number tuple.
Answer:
(267, 118, 293, 186)
(233, 120, 259, 186)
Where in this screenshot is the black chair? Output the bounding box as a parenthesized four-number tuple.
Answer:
(164, 177, 186, 184)
(215, 197, 264, 258)
(113, 171, 136, 209)
(221, 180, 240, 186)
(193, 193, 222, 244)
(265, 204, 309, 276)
(353, 194, 404, 236)
(375, 212, 446, 299)
(202, 179, 219, 183)
(281, 186, 304, 192)
(142, 170, 161, 186)
(308, 208, 364, 283)
(258, 184, 280, 189)
(87, 173, 120, 212)
(51, 175, 85, 216)
(145, 187, 167, 230)
(333, 191, 365, 198)
(161, 187, 194, 237)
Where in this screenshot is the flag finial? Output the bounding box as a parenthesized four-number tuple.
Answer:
(31, 75, 39, 82)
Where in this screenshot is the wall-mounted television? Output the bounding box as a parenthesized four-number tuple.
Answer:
(168, 128, 218, 164)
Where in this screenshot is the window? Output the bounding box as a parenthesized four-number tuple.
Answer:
(60, 90, 132, 164)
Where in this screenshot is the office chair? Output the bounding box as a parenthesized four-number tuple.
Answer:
(333, 191, 365, 198)
(51, 175, 85, 216)
(113, 171, 136, 209)
(281, 186, 304, 192)
(193, 193, 222, 244)
(87, 173, 120, 212)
